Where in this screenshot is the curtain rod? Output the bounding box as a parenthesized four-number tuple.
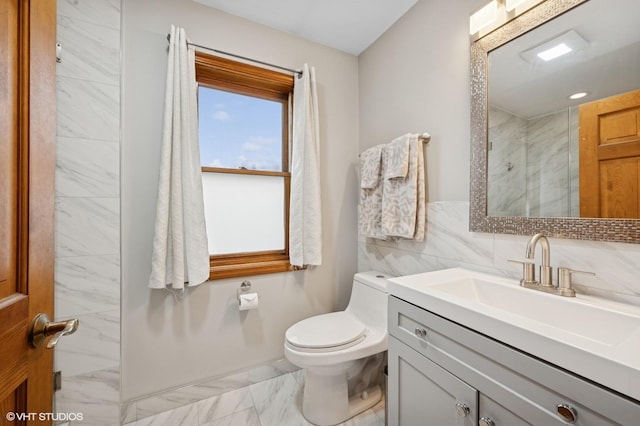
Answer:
(166, 34, 303, 77)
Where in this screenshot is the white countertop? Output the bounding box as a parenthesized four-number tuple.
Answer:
(387, 268, 640, 402)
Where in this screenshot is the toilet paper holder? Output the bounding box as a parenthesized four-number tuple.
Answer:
(237, 281, 259, 311)
(237, 280, 256, 301)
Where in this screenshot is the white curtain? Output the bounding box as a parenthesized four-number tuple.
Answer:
(149, 25, 210, 290)
(289, 64, 322, 267)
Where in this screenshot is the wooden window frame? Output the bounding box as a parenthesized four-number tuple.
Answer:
(195, 52, 300, 280)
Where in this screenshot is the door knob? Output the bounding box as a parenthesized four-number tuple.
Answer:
(29, 313, 79, 349)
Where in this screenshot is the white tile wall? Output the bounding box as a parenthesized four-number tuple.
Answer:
(56, 15, 120, 85)
(56, 137, 119, 197)
(123, 370, 385, 426)
(122, 358, 300, 423)
(488, 105, 580, 218)
(359, 201, 640, 305)
(54, 0, 121, 424)
(56, 368, 120, 426)
(58, 0, 121, 30)
(55, 254, 120, 318)
(56, 77, 120, 140)
(55, 197, 120, 257)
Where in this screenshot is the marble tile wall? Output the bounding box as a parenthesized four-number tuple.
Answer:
(487, 106, 527, 216)
(121, 358, 301, 424)
(568, 107, 580, 217)
(122, 369, 385, 426)
(526, 109, 574, 217)
(54, 1, 121, 425)
(359, 201, 640, 306)
(488, 106, 580, 218)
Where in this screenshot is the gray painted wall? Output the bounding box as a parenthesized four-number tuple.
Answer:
(121, 0, 360, 401)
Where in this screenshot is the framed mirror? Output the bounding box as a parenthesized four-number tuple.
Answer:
(470, 0, 640, 243)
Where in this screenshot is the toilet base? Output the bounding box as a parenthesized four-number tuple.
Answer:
(302, 368, 382, 426)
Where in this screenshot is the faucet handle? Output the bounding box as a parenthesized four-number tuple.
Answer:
(557, 267, 595, 297)
(508, 259, 536, 285)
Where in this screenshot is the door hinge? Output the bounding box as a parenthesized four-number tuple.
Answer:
(56, 43, 62, 63)
(53, 371, 62, 392)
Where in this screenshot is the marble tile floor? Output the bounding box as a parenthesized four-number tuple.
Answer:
(124, 371, 385, 426)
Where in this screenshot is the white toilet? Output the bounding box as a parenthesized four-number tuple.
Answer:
(284, 271, 390, 426)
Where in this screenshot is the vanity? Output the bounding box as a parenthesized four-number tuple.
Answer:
(386, 268, 640, 425)
(383, 0, 640, 422)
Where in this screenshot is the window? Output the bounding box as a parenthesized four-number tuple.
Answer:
(195, 52, 296, 279)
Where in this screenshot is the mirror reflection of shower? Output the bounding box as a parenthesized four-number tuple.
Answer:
(487, 104, 578, 218)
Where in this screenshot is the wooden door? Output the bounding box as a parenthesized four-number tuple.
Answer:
(579, 89, 640, 218)
(0, 0, 57, 423)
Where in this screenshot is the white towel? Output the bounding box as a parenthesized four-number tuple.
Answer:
(358, 145, 386, 239)
(384, 134, 410, 179)
(289, 64, 322, 267)
(382, 134, 425, 240)
(149, 26, 210, 290)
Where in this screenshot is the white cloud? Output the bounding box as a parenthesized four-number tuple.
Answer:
(207, 159, 223, 168)
(242, 142, 263, 152)
(242, 136, 278, 152)
(212, 110, 231, 121)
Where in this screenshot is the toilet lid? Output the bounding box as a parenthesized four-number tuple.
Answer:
(286, 312, 367, 349)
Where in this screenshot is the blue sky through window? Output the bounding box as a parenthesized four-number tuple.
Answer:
(198, 86, 283, 171)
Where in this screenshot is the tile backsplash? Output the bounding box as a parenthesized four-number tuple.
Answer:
(359, 201, 640, 306)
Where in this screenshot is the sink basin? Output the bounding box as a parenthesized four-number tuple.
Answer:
(387, 268, 640, 401)
(432, 277, 640, 346)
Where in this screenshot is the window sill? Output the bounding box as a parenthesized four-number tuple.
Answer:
(209, 258, 303, 280)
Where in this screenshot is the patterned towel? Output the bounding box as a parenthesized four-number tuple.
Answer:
(382, 134, 425, 240)
(358, 144, 386, 238)
(360, 145, 384, 188)
(384, 134, 410, 179)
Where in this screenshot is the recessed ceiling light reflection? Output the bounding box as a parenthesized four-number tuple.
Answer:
(520, 30, 588, 64)
(537, 43, 572, 61)
(569, 92, 588, 100)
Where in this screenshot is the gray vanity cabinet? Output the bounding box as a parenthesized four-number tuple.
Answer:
(389, 336, 477, 425)
(387, 296, 640, 426)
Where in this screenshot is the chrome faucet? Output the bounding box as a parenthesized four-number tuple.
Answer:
(509, 233, 594, 297)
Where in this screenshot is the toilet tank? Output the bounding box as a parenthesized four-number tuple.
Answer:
(346, 271, 391, 332)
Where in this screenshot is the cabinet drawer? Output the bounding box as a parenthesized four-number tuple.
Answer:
(389, 296, 640, 425)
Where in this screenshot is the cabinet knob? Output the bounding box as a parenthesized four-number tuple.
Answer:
(456, 402, 470, 417)
(479, 417, 495, 426)
(556, 403, 578, 424)
(414, 327, 427, 338)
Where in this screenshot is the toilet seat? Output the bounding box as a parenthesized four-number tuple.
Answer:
(286, 312, 367, 352)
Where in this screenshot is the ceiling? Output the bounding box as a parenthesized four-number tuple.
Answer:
(193, 0, 418, 55)
(489, 0, 640, 119)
